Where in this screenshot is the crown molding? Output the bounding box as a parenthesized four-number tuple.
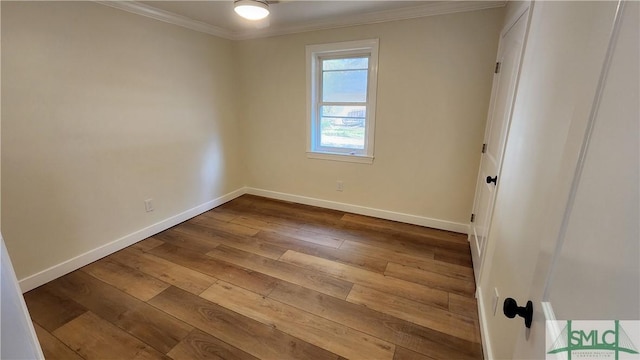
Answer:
(234, 1, 506, 40)
(96, 1, 506, 41)
(95, 1, 235, 39)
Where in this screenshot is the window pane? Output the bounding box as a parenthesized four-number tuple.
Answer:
(322, 70, 368, 102)
(320, 105, 365, 150)
(322, 57, 369, 71)
(321, 105, 366, 119)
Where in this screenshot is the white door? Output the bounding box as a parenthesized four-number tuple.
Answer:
(469, 6, 529, 282)
(514, 1, 639, 358)
(1, 236, 45, 359)
(477, 1, 638, 359)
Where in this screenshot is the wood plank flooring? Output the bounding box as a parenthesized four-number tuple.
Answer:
(24, 195, 482, 360)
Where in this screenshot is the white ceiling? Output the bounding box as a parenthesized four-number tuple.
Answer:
(100, 1, 505, 40)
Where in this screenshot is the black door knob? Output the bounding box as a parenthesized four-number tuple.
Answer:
(503, 297, 533, 328)
(486, 175, 498, 185)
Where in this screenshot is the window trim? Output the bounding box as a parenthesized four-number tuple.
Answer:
(306, 39, 379, 164)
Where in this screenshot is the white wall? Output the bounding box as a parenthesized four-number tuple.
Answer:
(1, 5, 43, 354)
(477, 2, 623, 358)
(236, 8, 503, 228)
(1, 2, 243, 282)
(2, 2, 503, 288)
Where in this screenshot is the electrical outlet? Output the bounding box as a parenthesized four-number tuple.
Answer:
(144, 199, 154, 212)
(492, 287, 500, 316)
(336, 181, 344, 192)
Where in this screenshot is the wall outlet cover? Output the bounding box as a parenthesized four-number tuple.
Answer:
(144, 199, 154, 212)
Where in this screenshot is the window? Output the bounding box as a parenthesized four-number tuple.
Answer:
(306, 39, 379, 164)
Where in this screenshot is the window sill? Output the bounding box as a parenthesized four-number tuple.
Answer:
(306, 151, 374, 164)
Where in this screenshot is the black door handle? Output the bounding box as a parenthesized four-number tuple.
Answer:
(503, 297, 533, 328)
(486, 175, 498, 185)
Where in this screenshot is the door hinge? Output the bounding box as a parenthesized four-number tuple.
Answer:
(470, 213, 475, 223)
(494, 62, 502, 74)
(482, 143, 487, 153)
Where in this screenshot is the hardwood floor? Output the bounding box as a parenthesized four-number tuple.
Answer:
(24, 195, 482, 360)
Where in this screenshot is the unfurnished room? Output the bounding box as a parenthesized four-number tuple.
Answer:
(1, 1, 638, 359)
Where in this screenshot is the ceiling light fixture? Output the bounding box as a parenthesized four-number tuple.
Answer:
(234, 0, 270, 21)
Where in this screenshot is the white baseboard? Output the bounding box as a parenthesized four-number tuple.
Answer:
(476, 286, 493, 360)
(245, 187, 468, 233)
(19, 186, 467, 292)
(18, 188, 246, 293)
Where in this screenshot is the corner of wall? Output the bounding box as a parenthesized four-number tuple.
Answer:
(18, 187, 247, 292)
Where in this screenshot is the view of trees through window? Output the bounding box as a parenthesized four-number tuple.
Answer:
(319, 57, 369, 150)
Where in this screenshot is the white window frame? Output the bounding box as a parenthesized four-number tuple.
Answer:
(306, 39, 379, 164)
